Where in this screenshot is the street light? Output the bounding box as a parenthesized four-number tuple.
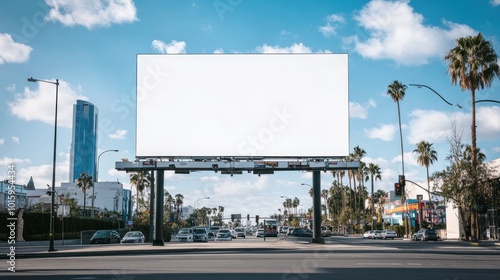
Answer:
(92, 149, 119, 218)
(410, 84, 500, 107)
(194, 197, 210, 226)
(409, 84, 462, 108)
(28, 77, 59, 252)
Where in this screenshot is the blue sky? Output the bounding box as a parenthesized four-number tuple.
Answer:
(1, 0, 500, 218)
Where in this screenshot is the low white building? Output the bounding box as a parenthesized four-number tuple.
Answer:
(59, 181, 132, 221)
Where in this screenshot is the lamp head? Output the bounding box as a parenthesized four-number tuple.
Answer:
(28, 77, 37, 82)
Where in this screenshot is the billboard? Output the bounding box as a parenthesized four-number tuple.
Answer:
(136, 54, 349, 158)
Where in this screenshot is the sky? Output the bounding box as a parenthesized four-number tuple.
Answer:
(1, 0, 500, 219)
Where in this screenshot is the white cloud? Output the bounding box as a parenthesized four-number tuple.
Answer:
(12, 137, 20, 144)
(349, 102, 368, 119)
(350, 99, 375, 119)
(203, 25, 213, 32)
(0, 156, 31, 166)
(9, 80, 88, 128)
(151, 40, 187, 54)
(0, 33, 33, 64)
(45, 0, 138, 29)
(280, 29, 291, 36)
(492, 0, 500, 6)
(109, 129, 127, 140)
(318, 13, 345, 37)
(365, 124, 396, 141)
(407, 109, 469, 145)
(0, 139, 4, 145)
(476, 106, 500, 140)
(201, 176, 220, 182)
(213, 48, 224, 54)
(255, 43, 312, 53)
(351, 0, 476, 65)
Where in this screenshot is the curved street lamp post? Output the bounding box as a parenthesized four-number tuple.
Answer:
(92, 149, 119, 218)
(28, 77, 59, 252)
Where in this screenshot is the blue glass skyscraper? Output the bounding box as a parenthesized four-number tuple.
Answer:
(69, 100, 98, 182)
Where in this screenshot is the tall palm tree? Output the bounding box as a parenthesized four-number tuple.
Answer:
(445, 33, 499, 241)
(321, 189, 329, 218)
(413, 140, 438, 226)
(292, 197, 300, 218)
(76, 172, 93, 216)
(365, 163, 382, 214)
(387, 80, 407, 176)
(351, 146, 366, 222)
(130, 171, 150, 215)
(175, 193, 184, 221)
(444, 32, 499, 170)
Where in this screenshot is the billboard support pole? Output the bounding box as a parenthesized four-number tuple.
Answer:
(312, 171, 324, 244)
(149, 170, 155, 243)
(153, 170, 164, 246)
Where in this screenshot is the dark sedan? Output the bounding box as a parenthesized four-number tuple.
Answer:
(290, 228, 313, 237)
(90, 230, 121, 244)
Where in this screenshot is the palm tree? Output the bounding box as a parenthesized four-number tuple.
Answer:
(76, 172, 93, 216)
(130, 171, 150, 215)
(175, 193, 184, 221)
(321, 189, 329, 219)
(444, 32, 499, 170)
(351, 146, 366, 223)
(365, 163, 382, 214)
(387, 80, 407, 175)
(444, 33, 499, 241)
(413, 140, 438, 226)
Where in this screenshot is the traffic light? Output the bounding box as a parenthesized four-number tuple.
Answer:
(395, 182, 402, 196)
(247, 214, 250, 221)
(399, 175, 405, 188)
(255, 215, 259, 224)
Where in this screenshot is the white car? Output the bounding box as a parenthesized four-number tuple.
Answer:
(362, 230, 374, 239)
(192, 227, 208, 242)
(381, 229, 397, 239)
(371, 230, 383, 239)
(176, 228, 194, 242)
(216, 229, 233, 241)
(256, 229, 265, 237)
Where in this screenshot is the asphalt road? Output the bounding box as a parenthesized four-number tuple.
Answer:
(3, 235, 499, 279)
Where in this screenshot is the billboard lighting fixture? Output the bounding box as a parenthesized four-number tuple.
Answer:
(175, 170, 190, 174)
(212, 164, 219, 169)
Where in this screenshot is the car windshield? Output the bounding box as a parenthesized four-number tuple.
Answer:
(219, 229, 230, 233)
(426, 230, 436, 234)
(93, 231, 110, 237)
(179, 229, 192, 234)
(124, 232, 142, 237)
(193, 228, 206, 234)
(235, 228, 244, 232)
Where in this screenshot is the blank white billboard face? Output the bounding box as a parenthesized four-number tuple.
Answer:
(136, 54, 349, 158)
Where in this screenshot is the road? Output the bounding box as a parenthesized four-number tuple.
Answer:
(3, 235, 500, 279)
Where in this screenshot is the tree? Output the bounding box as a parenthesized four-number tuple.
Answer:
(413, 140, 438, 226)
(387, 80, 407, 175)
(365, 163, 382, 214)
(76, 172, 93, 216)
(175, 193, 184, 221)
(129, 171, 151, 215)
(444, 33, 500, 240)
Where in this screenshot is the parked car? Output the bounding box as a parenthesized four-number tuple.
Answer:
(216, 229, 233, 241)
(281, 226, 289, 234)
(120, 231, 145, 243)
(207, 231, 216, 241)
(245, 228, 253, 236)
(90, 230, 121, 244)
(256, 229, 265, 237)
(286, 227, 295, 236)
(192, 227, 208, 242)
(176, 228, 194, 242)
(362, 230, 374, 239)
(234, 228, 246, 238)
(292, 228, 313, 237)
(371, 230, 383, 239)
(381, 229, 397, 240)
(413, 229, 439, 241)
